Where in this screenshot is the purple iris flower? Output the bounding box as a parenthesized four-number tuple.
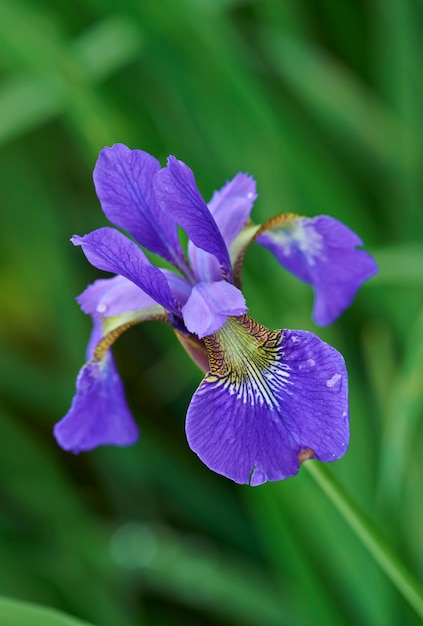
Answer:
(54, 144, 377, 485)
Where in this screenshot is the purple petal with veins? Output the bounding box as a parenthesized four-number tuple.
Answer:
(154, 157, 233, 281)
(257, 215, 378, 325)
(78, 275, 158, 318)
(182, 281, 247, 339)
(186, 316, 349, 485)
(54, 355, 139, 453)
(94, 144, 187, 272)
(188, 173, 257, 282)
(54, 321, 138, 453)
(72, 227, 180, 314)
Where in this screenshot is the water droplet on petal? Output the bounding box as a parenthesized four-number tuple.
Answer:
(326, 373, 341, 388)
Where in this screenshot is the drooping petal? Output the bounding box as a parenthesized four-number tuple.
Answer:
(186, 315, 349, 485)
(78, 275, 159, 317)
(54, 320, 138, 453)
(93, 144, 187, 272)
(84, 315, 104, 359)
(256, 215, 378, 325)
(72, 227, 180, 314)
(154, 157, 233, 281)
(78, 272, 190, 321)
(54, 353, 139, 453)
(181, 282, 247, 339)
(187, 173, 257, 282)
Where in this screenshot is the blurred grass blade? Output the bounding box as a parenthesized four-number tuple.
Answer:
(111, 523, 290, 626)
(0, 409, 87, 527)
(71, 16, 143, 84)
(0, 74, 65, 145)
(0, 596, 93, 626)
(0, 349, 71, 414)
(369, 244, 423, 286)
(262, 30, 404, 170)
(0, 12, 143, 147)
(377, 306, 423, 509)
(360, 320, 396, 420)
(0, 0, 64, 69)
(373, 0, 423, 235)
(306, 461, 423, 620)
(245, 486, 347, 625)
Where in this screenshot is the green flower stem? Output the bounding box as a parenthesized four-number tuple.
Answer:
(305, 460, 423, 619)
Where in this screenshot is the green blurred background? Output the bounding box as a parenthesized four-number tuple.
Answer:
(1, 0, 422, 624)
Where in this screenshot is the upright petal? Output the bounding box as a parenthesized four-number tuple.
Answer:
(181, 281, 247, 339)
(188, 173, 257, 283)
(187, 248, 222, 284)
(93, 144, 187, 272)
(72, 227, 180, 314)
(208, 173, 257, 246)
(186, 315, 349, 485)
(54, 352, 139, 453)
(154, 157, 233, 281)
(256, 215, 378, 325)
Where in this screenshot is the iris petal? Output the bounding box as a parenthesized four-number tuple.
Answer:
(72, 227, 180, 314)
(154, 157, 233, 281)
(161, 269, 191, 307)
(189, 173, 257, 282)
(186, 315, 349, 485)
(257, 215, 378, 325)
(54, 354, 139, 453)
(93, 144, 187, 271)
(181, 282, 247, 339)
(78, 275, 159, 317)
(207, 172, 257, 246)
(54, 321, 139, 453)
